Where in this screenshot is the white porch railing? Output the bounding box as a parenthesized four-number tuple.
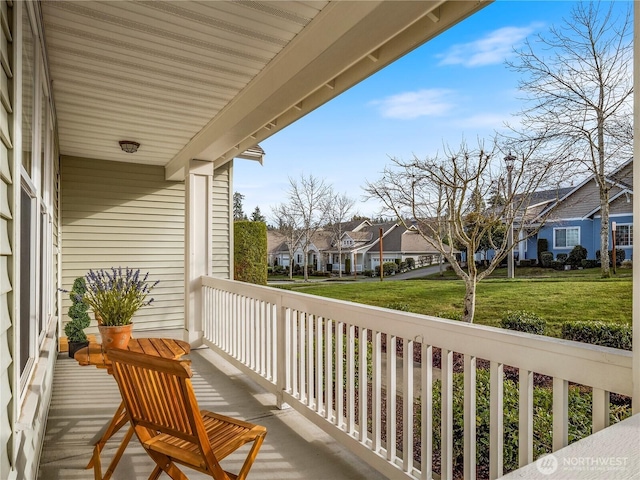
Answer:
(200, 276, 632, 480)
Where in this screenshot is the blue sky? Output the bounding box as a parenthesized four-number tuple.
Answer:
(234, 1, 629, 220)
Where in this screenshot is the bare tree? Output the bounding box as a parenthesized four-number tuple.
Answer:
(286, 174, 332, 282)
(507, 1, 632, 277)
(323, 191, 356, 278)
(271, 203, 303, 279)
(364, 140, 553, 323)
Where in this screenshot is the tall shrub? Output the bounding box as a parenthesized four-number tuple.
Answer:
(537, 238, 548, 265)
(234, 220, 267, 285)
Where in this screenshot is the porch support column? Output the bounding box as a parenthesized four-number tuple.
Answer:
(633, 4, 640, 413)
(184, 160, 213, 346)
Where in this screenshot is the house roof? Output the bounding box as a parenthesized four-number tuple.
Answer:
(41, 1, 490, 181)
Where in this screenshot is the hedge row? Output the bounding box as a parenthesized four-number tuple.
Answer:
(500, 311, 631, 350)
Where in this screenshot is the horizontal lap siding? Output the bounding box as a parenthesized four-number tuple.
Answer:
(0, 0, 11, 477)
(212, 161, 231, 279)
(61, 157, 185, 332)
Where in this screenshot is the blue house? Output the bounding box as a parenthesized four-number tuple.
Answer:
(523, 159, 633, 262)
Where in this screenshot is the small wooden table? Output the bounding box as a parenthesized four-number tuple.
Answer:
(74, 337, 190, 480)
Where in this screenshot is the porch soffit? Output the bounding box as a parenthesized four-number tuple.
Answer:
(41, 1, 492, 181)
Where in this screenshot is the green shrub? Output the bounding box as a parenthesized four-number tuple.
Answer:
(561, 321, 632, 351)
(540, 251, 553, 268)
(556, 253, 568, 263)
(500, 310, 546, 335)
(234, 221, 267, 285)
(537, 238, 549, 265)
(596, 249, 625, 265)
(64, 277, 91, 343)
(385, 302, 410, 312)
(406, 257, 415, 269)
(426, 370, 630, 473)
(550, 260, 565, 270)
(518, 259, 536, 267)
(566, 245, 587, 267)
(345, 258, 351, 275)
(436, 311, 463, 321)
(581, 259, 598, 269)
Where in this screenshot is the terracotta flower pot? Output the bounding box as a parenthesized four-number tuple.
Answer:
(98, 324, 133, 350)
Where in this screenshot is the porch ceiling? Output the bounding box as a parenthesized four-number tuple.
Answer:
(41, 0, 491, 181)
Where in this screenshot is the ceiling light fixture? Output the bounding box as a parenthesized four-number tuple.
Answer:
(119, 140, 140, 153)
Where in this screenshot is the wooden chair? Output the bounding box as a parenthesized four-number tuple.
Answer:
(107, 349, 267, 480)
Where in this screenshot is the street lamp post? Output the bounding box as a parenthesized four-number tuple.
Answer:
(504, 152, 516, 279)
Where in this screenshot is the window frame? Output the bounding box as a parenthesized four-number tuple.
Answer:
(553, 226, 581, 249)
(615, 223, 633, 247)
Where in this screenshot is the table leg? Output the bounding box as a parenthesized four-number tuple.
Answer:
(86, 401, 128, 470)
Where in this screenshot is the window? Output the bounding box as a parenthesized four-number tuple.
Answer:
(616, 224, 632, 247)
(554, 227, 580, 249)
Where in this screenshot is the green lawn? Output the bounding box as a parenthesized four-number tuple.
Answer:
(276, 267, 632, 337)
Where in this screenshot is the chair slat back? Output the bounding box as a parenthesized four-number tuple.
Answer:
(108, 349, 202, 445)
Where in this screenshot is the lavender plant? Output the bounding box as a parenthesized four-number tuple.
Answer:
(81, 267, 159, 326)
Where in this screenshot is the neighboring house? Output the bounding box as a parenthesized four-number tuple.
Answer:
(268, 220, 450, 274)
(527, 159, 633, 262)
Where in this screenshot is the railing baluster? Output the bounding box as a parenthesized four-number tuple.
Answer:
(592, 388, 610, 433)
(490, 361, 503, 480)
(347, 324, 356, 435)
(336, 321, 345, 428)
(299, 312, 307, 403)
(325, 318, 333, 422)
(372, 330, 382, 453)
(553, 377, 568, 451)
(403, 338, 414, 474)
(387, 334, 397, 462)
(291, 310, 299, 399)
(441, 349, 453, 480)
(421, 343, 433, 480)
(519, 369, 533, 467)
(463, 354, 476, 480)
(316, 316, 324, 415)
(307, 313, 314, 408)
(359, 327, 368, 444)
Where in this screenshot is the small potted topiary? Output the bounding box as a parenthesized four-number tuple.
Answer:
(64, 277, 91, 358)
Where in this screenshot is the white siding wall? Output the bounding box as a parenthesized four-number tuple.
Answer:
(0, 0, 13, 477)
(212, 161, 232, 279)
(60, 157, 185, 332)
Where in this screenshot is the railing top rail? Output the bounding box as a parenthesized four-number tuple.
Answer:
(201, 276, 632, 396)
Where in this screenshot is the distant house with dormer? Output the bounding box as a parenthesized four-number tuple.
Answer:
(522, 159, 633, 262)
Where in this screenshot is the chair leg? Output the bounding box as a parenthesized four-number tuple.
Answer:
(235, 433, 267, 480)
(86, 401, 128, 469)
(102, 426, 135, 480)
(92, 445, 102, 480)
(147, 465, 162, 480)
(146, 450, 189, 480)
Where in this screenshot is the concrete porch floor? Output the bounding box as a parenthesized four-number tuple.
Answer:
(39, 341, 388, 480)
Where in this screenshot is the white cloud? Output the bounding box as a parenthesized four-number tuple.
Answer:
(370, 89, 456, 119)
(438, 24, 540, 67)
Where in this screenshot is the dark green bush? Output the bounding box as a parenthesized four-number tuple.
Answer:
(234, 220, 267, 285)
(406, 257, 415, 269)
(64, 277, 91, 343)
(556, 253, 568, 263)
(345, 258, 351, 275)
(596, 249, 625, 265)
(566, 245, 587, 267)
(376, 262, 398, 276)
(581, 259, 598, 269)
(518, 259, 536, 267)
(550, 260, 565, 270)
(426, 370, 630, 474)
(540, 251, 553, 268)
(500, 310, 546, 335)
(561, 321, 632, 351)
(537, 238, 549, 265)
